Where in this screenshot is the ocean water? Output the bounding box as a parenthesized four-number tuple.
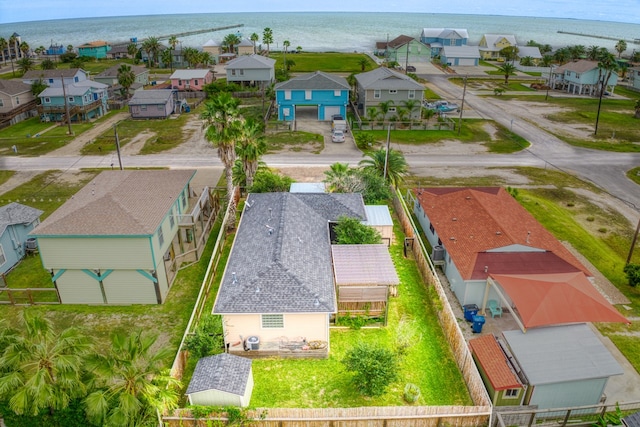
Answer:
(1, 12, 639, 54)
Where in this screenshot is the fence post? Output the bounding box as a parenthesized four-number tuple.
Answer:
(561, 409, 572, 426)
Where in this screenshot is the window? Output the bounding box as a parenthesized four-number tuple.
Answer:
(14, 97, 19, 105)
(284, 90, 291, 100)
(437, 238, 442, 245)
(157, 105, 163, 111)
(239, 70, 244, 76)
(0, 99, 3, 107)
(178, 80, 183, 85)
(388, 107, 396, 112)
(158, 226, 164, 246)
(68, 96, 74, 103)
(261, 314, 284, 328)
(141, 105, 147, 111)
(74, 76, 79, 82)
(389, 89, 397, 94)
(305, 90, 312, 100)
(194, 79, 198, 85)
(48, 78, 54, 84)
(231, 69, 236, 76)
(181, 192, 187, 208)
(408, 90, 415, 99)
(373, 89, 381, 99)
(429, 223, 435, 233)
(0, 244, 5, 267)
(334, 90, 341, 96)
(169, 209, 175, 228)
(505, 389, 520, 398)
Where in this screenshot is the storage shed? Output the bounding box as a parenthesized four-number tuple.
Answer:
(363, 205, 393, 245)
(331, 244, 399, 318)
(186, 353, 253, 407)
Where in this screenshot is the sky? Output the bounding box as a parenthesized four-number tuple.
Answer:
(0, 0, 639, 24)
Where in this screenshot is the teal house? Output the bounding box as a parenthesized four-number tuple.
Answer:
(551, 59, 618, 96)
(77, 40, 111, 59)
(420, 28, 469, 56)
(38, 80, 109, 122)
(0, 203, 43, 275)
(30, 170, 217, 305)
(275, 71, 350, 121)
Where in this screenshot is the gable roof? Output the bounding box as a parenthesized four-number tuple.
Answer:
(421, 28, 469, 39)
(238, 38, 253, 47)
(203, 39, 219, 47)
(331, 244, 399, 286)
(225, 54, 275, 69)
(31, 170, 195, 236)
(386, 35, 415, 49)
(0, 80, 32, 95)
(96, 64, 147, 78)
(0, 203, 43, 236)
(481, 34, 517, 48)
(275, 71, 349, 91)
(502, 324, 623, 385)
(129, 89, 175, 105)
(186, 353, 252, 396)
(442, 45, 480, 58)
(78, 40, 109, 48)
(414, 187, 590, 280)
(213, 192, 367, 314)
(22, 68, 86, 81)
(170, 69, 212, 80)
(556, 59, 599, 74)
(39, 80, 107, 97)
(355, 67, 424, 90)
(469, 334, 523, 391)
(516, 46, 542, 59)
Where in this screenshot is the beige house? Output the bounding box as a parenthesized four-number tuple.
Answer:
(31, 170, 217, 305)
(186, 353, 253, 407)
(0, 79, 38, 126)
(213, 192, 368, 358)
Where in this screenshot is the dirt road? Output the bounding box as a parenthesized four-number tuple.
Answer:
(47, 112, 130, 156)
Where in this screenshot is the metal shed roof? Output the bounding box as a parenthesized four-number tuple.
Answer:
(363, 205, 393, 227)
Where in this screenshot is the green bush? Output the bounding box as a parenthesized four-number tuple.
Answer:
(624, 264, 640, 287)
(403, 383, 421, 403)
(249, 169, 294, 193)
(342, 342, 399, 397)
(184, 315, 225, 358)
(333, 215, 382, 244)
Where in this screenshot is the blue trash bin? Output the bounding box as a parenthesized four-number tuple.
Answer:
(472, 315, 486, 333)
(463, 304, 479, 322)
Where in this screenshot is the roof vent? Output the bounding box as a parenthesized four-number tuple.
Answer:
(313, 294, 320, 307)
(496, 231, 502, 235)
(450, 237, 456, 241)
(484, 266, 488, 273)
(452, 217, 457, 221)
(526, 231, 531, 244)
(232, 272, 237, 284)
(465, 196, 471, 200)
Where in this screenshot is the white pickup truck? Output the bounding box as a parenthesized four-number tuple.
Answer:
(331, 115, 348, 133)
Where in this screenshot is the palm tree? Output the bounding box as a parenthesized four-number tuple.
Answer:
(161, 49, 172, 69)
(117, 64, 135, 99)
(0, 312, 93, 416)
(594, 52, 619, 135)
(615, 40, 627, 58)
(498, 62, 517, 84)
(358, 57, 370, 71)
(367, 106, 380, 128)
(359, 147, 408, 187)
(586, 45, 600, 60)
(520, 56, 534, 66)
(8, 34, 17, 75)
(296, 46, 302, 53)
(19, 41, 30, 59)
(377, 100, 395, 123)
(31, 79, 48, 99)
(168, 35, 178, 71)
(323, 163, 363, 193)
(201, 93, 243, 229)
(84, 332, 180, 427)
(568, 45, 585, 60)
(263, 28, 274, 56)
(127, 43, 138, 58)
(17, 57, 34, 74)
(540, 54, 553, 67)
(67, 44, 73, 53)
(250, 32, 259, 54)
(236, 118, 266, 189)
(0, 37, 7, 64)
(283, 39, 290, 71)
(141, 37, 161, 68)
(402, 99, 420, 121)
(223, 33, 241, 55)
(182, 47, 198, 68)
(422, 107, 436, 125)
(553, 47, 570, 65)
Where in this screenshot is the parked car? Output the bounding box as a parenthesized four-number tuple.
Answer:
(423, 100, 459, 112)
(406, 65, 416, 72)
(331, 114, 344, 121)
(331, 119, 348, 133)
(331, 130, 345, 143)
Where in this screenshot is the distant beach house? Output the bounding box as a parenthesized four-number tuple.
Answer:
(516, 46, 543, 64)
(128, 89, 177, 119)
(170, 69, 214, 92)
(1, 33, 26, 61)
(551, 59, 618, 96)
(631, 67, 640, 91)
(106, 44, 133, 60)
(478, 34, 517, 61)
(202, 39, 222, 63)
(237, 39, 254, 56)
(38, 79, 108, 122)
(275, 71, 350, 121)
(77, 40, 111, 59)
(0, 80, 38, 126)
(225, 54, 275, 87)
(94, 64, 149, 88)
(30, 170, 217, 305)
(23, 68, 90, 88)
(354, 67, 424, 120)
(45, 43, 65, 56)
(420, 28, 469, 56)
(440, 45, 480, 66)
(0, 203, 43, 275)
(374, 35, 431, 63)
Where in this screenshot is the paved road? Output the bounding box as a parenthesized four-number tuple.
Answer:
(1, 75, 639, 214)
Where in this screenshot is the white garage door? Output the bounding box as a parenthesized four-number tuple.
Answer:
(458, 58, 476, 66)
(324, 106, 341, 121)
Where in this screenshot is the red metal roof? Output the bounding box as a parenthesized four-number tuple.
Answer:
(469, 335, 523, 391)
(414, 187, 590, 280)
(470, 251, 581, 280)
(491, 272, 629, 328)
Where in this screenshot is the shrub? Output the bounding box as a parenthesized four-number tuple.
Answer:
(342, 342, 399, 397)
(333, 215, 382, 244)
(586, 216, 595, 222)
(184, 315, 224, 358)
(624, 264, 640, 287)
(403, 383, 421, 403)
(249, 169, 294, 193)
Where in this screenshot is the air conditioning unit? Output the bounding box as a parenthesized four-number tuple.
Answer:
(245, 336, 260, 351)
(432, 245, 445, 261)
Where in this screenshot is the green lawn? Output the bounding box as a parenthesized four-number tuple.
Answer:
(360, 119, 529, 153)
(627, 167, 640, 185)
(250, 221, 471, 407)
(270, 52, 377, 73)
(266, 131, 324, 153)
(0, 170, 15, 186)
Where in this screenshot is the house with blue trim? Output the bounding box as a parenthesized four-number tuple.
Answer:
(23, 68, 90, 88)
(551, 59, 618, 96)
(441, 46, 481, 67)
(29, 170, 216, 305)
(275, 71, 350, 121)
(38, 80, 109, 122)
(0, 203, 43, 275)
(420, 28, 469, 57)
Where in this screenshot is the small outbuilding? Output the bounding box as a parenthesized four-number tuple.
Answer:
(128, 89, 177, 119)
(363, 205, 394, 245)
(186, 353, 253, 407)
(289, 182, 326, 193)
(0, 203, 43, 275)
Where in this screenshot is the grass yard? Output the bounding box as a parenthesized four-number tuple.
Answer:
(0, 170, 15, 186)
(266, 131, 324, 153)
(270, 52, 377, 73)
(359, 119, 529, 153)
(627, 167, 640, 185)
(250, 221, 471, 407)
(0, 117, 90, 156)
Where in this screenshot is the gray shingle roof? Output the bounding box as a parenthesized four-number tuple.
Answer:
(170, 69, 212, 80)
(0, 203, 43, 236)
(502, 323, 623, 385)
(213, 193, 366, 314)
(40, 80, 107, 97)
(275, 71, 349, 91)
(442, 45, 481, 58)
(225, 54, 275, 69)
(556, 59, 599, 74)
(186, 353, 252, 396)
(31, 170, 195, 236)
(96, 64, 147, 78)
(22, 68, 85, 80)
(128, 89, 175, 105)
(0, 80, 32, 95)
(355, 67, 424, 90)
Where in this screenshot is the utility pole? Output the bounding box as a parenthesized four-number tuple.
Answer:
(405, 44, 409, 74)
(113, 123, 123, 170)
(594, 74, 605, 135)
(545, 65, 554, 101)
(61, 74, 73, 135)
(457, 75, 467, 136)
(383, 124, 391, 182)
(626, 216, 640, 264)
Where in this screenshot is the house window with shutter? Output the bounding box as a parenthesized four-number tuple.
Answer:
(334, 90, 341, 96)
(0, 244, 5, 267)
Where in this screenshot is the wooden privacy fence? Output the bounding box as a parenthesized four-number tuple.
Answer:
(392, 188, 491, 409)
(165, 405, 491, 427)
(0, 288, 60, 305)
